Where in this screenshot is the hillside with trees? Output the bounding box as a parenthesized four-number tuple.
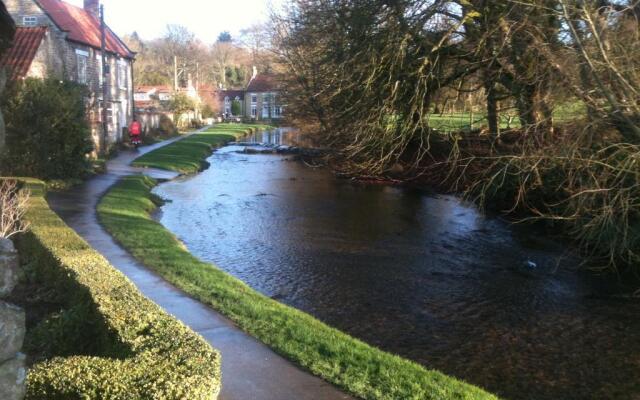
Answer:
(123, 24, 276, 90)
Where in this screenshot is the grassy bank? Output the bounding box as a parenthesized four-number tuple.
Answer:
(132, 123, 271, 173)
(97, 178, 497, 399)
(14, 179, 220, 399)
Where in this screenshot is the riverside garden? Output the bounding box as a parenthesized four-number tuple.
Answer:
(1, 1, 640, 400)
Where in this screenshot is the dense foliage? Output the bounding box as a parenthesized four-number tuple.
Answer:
(272, 0, 640, 270)
(17, 180, 220, 400)
(1, 79, 93, 180)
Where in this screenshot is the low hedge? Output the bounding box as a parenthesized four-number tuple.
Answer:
(16, 180, 220, 400)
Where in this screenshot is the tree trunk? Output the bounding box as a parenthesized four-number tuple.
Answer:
(0, 69, 7, 152)
(484, 78, 499, 136)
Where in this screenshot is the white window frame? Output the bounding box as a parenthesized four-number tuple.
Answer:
(274, 106, 282, 117)
(23, 16, 38, 26)
(251, 94, 258, 104)
(262, 104, 270, 118)
(118, 61, 128, 90)
(75, 49, 89, 84)
(96, 54, 103, 87)
(251, 105, 257, 117)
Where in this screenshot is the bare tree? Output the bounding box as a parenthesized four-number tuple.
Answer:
(0, 180, 30, 239)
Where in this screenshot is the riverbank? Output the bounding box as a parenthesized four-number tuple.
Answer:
(96, 126, 499, 399)
(98, 174, 497, 400)
(132, 123, 271, 173)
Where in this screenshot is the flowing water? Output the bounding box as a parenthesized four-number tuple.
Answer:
(154, 128, 640, 400)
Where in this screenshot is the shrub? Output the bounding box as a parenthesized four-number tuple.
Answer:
(159, 114, 178, 136)
(16, 180, 221, 399)
(201, 104, 215, 119)
(0, 79, 94, 180)
(168, 92, 195, 128)
(231, 99, 242, 116)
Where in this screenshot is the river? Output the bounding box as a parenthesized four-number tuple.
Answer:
(153, 128, 640, 400)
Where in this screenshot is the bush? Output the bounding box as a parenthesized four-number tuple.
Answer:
(159, 114, 178, 136)
(16, 180, 221, 399)
(201, 104, 215, 119)
(0, 79, 94, 180)
(231, 99, 242, 116)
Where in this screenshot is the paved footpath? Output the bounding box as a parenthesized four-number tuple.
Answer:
(47, 129, 354, 400)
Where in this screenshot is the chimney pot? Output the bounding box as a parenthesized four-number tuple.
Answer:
(84, 0, 100, 18)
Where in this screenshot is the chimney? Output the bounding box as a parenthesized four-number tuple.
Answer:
(84, 0, 100, 18)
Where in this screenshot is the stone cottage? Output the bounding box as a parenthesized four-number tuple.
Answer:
(245, 69, 283, 121)
(1, 0, 135, 153)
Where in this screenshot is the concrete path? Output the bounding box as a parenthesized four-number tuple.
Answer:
(47, 130, 354, 400)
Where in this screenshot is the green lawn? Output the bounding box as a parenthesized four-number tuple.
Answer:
(96, 127, 498, 400)
(132, 123, 271, 173)
(427, 101, 586, 132)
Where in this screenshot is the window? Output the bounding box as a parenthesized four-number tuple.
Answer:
(23, 16, 38, 26)
(274, 106, 282, 117)
(118, 62, 128, 89)
(96, 54, 103, 87)
(251, 94, 257, 104)
(224, 96, 230, 104)
(251, 105, 257, 117)
(262, 104, 270, 118)
(75, 50, 89, 84)
(97, 101, 113, 124)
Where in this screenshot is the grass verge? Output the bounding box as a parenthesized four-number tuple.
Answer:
(97, 161, 498, 398)
(132, 123, 271, 173)
(14, 179, 220, 399)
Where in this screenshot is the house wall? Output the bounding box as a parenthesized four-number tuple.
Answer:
(6, 0, 134, 153)
(244, 91, 282, 121)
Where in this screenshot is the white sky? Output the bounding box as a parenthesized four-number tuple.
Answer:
(66, 0, 281, 43)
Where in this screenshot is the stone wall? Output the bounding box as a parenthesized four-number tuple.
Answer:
(0, 239, 25, 400)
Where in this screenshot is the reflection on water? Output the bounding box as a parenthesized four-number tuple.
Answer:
(154, 132, 640, 400)
(243, 127, 314, 147)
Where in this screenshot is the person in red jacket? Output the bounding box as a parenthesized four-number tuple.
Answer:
(129, 118, 142, 147)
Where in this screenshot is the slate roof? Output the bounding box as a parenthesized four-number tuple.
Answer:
(36, 0, 134, 58)
(246, 74, 278, 92)
(218, 89, 245, 101)
(0, 26, 47, 80)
